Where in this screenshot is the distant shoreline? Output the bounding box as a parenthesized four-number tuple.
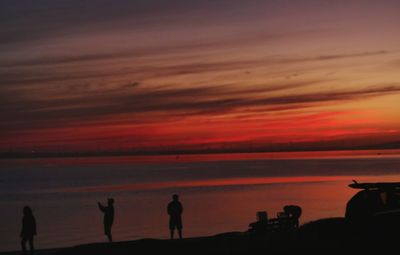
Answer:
(1, 145, 400, 159)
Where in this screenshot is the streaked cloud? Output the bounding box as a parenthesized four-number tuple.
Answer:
(1, 0, 400, 151)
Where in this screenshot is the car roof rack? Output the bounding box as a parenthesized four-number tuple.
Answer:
(349, 180, 400, 190)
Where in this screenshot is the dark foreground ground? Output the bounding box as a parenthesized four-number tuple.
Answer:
(1, 217, 398, 255)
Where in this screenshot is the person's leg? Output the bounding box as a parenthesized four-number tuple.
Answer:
(28, 237, 34, 255)
(105, 225, 112, 243)
(177, 219, 183, 239)
(21, 237, 27, 255)
(107, 233, 113, 243)
(169, 221, 175, 239)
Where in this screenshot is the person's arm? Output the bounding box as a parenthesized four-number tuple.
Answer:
(98, 202, 105, 212)
(167, 204, 171, 215)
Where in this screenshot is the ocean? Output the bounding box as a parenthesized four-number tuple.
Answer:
(1, 149, 400, 252)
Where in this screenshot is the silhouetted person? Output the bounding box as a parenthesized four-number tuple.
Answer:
(167, 194, 183, 239)
(98, 198, 114, 242)
(283, 205, 302, 228)
(20, 206, 36, 255)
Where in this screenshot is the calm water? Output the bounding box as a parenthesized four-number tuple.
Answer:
(1, 150, 400, 252)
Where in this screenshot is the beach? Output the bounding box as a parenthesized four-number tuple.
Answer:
(1, 217, 398, 255)
(1, 150, 400, 252)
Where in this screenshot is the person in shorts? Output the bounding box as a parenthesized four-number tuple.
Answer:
(167, 194, 183, 239)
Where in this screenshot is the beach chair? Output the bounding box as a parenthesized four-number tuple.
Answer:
(249, 211, 269, 235)
(257, 211, 268, 222)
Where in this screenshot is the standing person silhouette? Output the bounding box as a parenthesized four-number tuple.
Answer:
(20, 206, 36, 255)
(167, 194, 183, 239)
(98, 198, 115, 242)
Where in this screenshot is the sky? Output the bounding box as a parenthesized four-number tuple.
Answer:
(0, 0, 400, 153)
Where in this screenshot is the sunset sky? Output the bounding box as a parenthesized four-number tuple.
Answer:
(1, 0, 400, 152)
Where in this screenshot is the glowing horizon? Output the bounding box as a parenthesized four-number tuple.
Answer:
(1, 0, 400, 152)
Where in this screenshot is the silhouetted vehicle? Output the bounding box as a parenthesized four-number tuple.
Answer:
(98, 198, 115, 243)
(167, 194, 183, 239)
(345, 181, 400, 233)
(20, 206, 36, 255)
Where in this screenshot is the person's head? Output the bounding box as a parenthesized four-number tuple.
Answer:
(283, 205, 290, 214)
(172, 194, 179, 201)
(284, 205, 301, 217)
(108, 198, 114, 205)
(23, 206, 32, 216)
